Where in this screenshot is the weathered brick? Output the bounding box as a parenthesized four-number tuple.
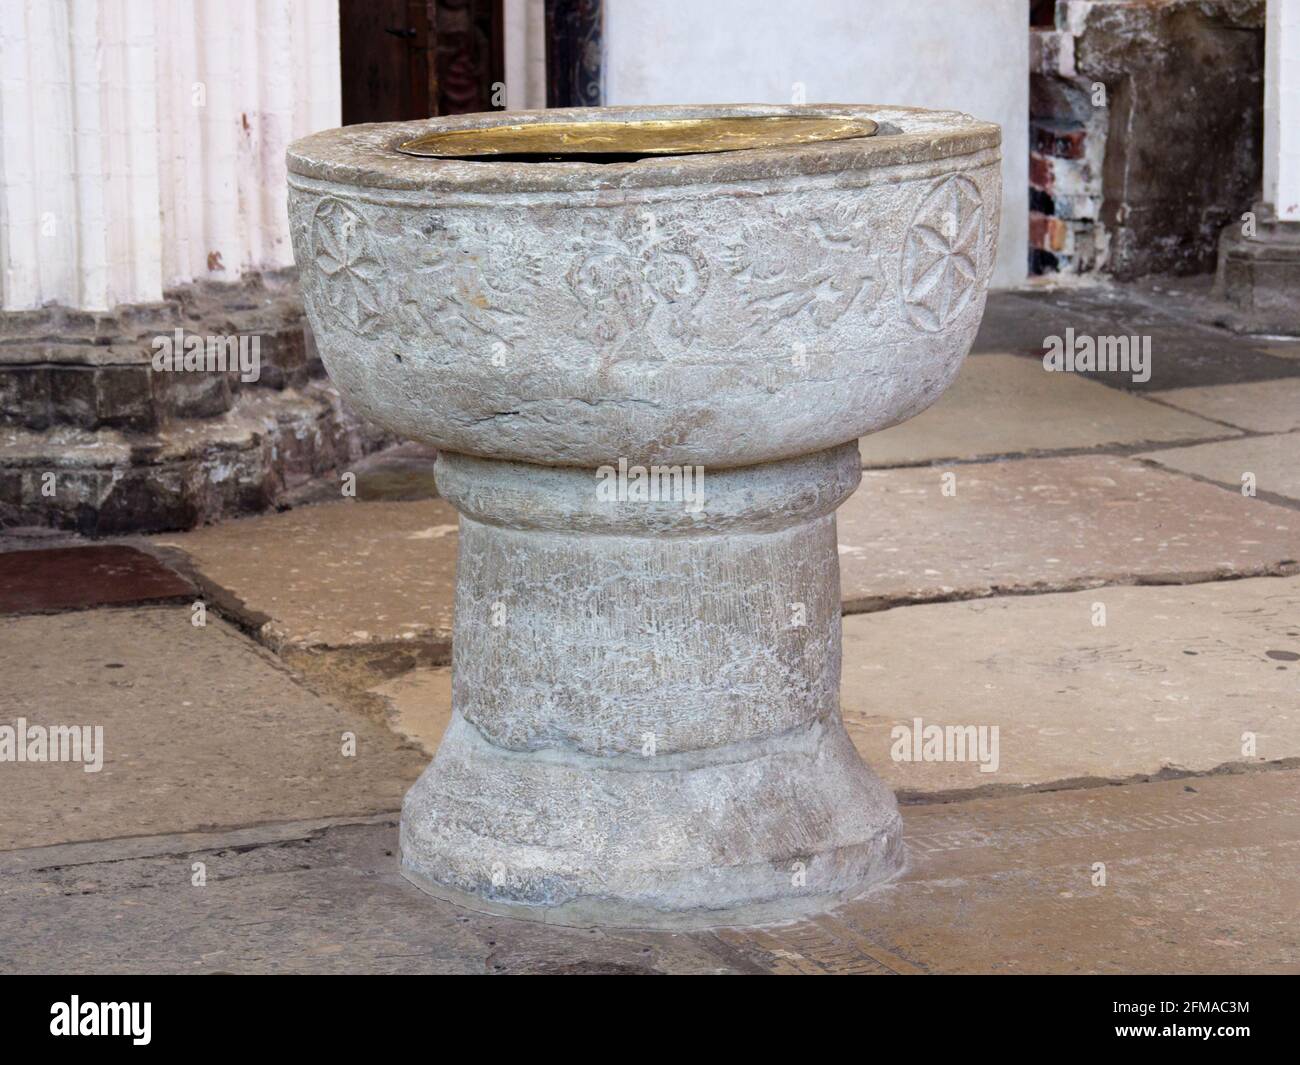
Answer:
(1029, 212, 1052, 249)
(1029, 151, 1054, 189)
(1032, 121, 1086, 159)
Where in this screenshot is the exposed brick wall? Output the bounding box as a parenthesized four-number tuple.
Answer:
(1029, 26, 1109, 276)
(1029, 0, 1265, 280)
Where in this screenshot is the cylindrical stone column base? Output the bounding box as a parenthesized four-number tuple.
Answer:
(400, 442, 904, 928)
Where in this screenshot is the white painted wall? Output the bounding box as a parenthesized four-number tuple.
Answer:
(1264, 0, 1300, 220)
(602, 0, 1029, 288)
(0, 0, 340, 312)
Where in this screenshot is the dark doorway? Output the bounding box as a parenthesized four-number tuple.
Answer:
(545, 0, 603, 108)
(339, 0, 505, 124)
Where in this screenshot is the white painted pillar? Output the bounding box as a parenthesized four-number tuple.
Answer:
(1265, 0, 1300, 220)
(0, 0, 341, 312)
(503, 0, 547, 111)
(0, 0, 63, 310)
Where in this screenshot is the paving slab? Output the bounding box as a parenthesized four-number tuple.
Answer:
(858, 354, 1231, 467)
(1149, 378, 1300, 433)
(351, 443, 440, 502)
(369, 667, 453, 755)
(840, 576, 1300, 798)
(0, 544, 193, 614)
(1068, 325, 1300, 392)
(0, 815, 732, 975)
(979, 285, 1300, 390)
(154, 498, 459, 654)
(369, 667, 449, 758)
(1259, 340, 1300, 361)
(838, 454, 1300, 610)
(1, 770, 1295, 973)
(1137, 432, 1300, 505)
(971, 291, 1076, 353)
(154, 452, 1300, 652)
(285, 442, 440, 507)
(717, 769, 1300, 974)
(0, 605, 427, 850)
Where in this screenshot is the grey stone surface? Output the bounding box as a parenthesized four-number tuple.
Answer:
(287, 104, 1003, 924)
(0, 605, 426, 850)
(402, 445, 903, 927)
(154, 497, 460, 654)
(858, 354, 1232, 467)
(3, 770, 1296, 973)
(839, 454, 1300, 609)
(1137, 432, 1300, 505)
(841, 576, 1300, 798)
(973, 283, 1300, 390)
(1150, 378, 1300, 433)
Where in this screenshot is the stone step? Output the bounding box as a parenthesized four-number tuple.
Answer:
(0, 384, 388, 534)
(0, 271, 319, 433)
(0, 343, 233, 431)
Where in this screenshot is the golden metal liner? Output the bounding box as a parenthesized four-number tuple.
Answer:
(398, 115, 879, 159)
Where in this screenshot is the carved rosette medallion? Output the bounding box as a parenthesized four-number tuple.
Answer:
(311, 197, 386, 334)
(900, 175, 985, 332)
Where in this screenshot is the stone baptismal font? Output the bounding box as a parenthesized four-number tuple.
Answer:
(288, 104, 1000, 927)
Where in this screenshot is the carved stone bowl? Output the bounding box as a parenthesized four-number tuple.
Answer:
(288, 104, 1000, 928)
(288, 104, 1000, 469)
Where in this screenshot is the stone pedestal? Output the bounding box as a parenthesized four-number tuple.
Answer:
(288, 104, 1001, 926)
(401, 443, 902, 925)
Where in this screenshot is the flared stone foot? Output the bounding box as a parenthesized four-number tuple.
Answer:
(401, 713, 904, 928)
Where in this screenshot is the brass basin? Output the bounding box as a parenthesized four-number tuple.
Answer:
(398, 115, 878, 159)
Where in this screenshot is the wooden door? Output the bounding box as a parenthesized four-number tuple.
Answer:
(339, 0, 504, 124)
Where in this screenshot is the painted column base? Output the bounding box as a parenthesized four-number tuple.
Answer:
(1215, 204, 1300, 335)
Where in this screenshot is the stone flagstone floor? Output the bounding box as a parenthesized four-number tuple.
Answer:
(1, 285, 1298, 973)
